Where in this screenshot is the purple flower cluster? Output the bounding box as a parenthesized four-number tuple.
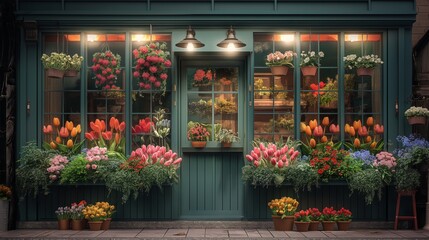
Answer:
(394, 134, 429, 157)
(47, 155, 69, 181)
(55, 206, 71, 220)
(350, 150, 376, 165)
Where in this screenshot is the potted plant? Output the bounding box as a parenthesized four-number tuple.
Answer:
(64, 54, 84, 77)
(294, 210, 311, 232)
(187, 122, 210, 148)
(55, 206, 71, 230)
(266, 50, 296, 76)
(300, 50, 324, 77)
(69, 201, 86, 230)
(307, 208, 322, 231)
(192, 68, 213, 88)
(91, 50, 122, 90)
(336, 208, 352, 231)
(46, 155, 69, 182)
(215, 128, 240, 147)
(404, 106, 429, 125)
(321, 207, 337, 231)
(41, 52, 69, 78)
(268, 197, 299, 231)
(0, 185, 12, 231)
(96, 201, 115, 230)
(132, 42, 171, 93)
(343, 54, 384, 76)
(82, 205, 107, 231)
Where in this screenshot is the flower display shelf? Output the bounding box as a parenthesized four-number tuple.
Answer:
(191, 141, 207, 148)
(46, 68, 65, 79)
(301, 66, 317, 77)
(356, 67, 374, 77)
(295, 222, 310, 232)
(272, 215, 294, 231)
(407, 116, 426, 125)
(270, 66, 289, 76)
(337, 220, 351, 231)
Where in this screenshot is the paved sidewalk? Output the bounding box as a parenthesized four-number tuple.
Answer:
(1, 229, 429, 239)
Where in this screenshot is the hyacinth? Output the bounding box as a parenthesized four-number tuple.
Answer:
(245, 142, 300, 168)
(55, 206, 71, 220)
(266, 50, 296, 67)
(124, 144, 182, 172)
(47, 155, 69, 181)
(350, 150, 376, 165)
(69, 204, 85, 220)
(373, 151, 396, 169)
(91, 50, 122, 90)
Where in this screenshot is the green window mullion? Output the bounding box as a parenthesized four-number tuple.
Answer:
(81, 32, 88, 141)
(125, 32, 132, 155)
(339, 32, 345, 143)
(295, 32, 301, 140)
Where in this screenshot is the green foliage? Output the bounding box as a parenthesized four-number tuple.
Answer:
(16, 142, 56, 197)
(60, 155, 90, 184)
(215, 128, 240, 143)
(394, 168, 420, 191)
(242, 165, 278, 187)
(338, 156, 364, 179)
(348, 167, 384, 205)
(285, 162, 319, 192)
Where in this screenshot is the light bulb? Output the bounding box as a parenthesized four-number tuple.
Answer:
(187, 42, 195, 51)
(227, 43, 236, 51)
(87, 34, 97, 42)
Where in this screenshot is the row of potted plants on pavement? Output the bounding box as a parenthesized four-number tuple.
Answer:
(269, 197, 352, 232)
(56, 200, 115, 231)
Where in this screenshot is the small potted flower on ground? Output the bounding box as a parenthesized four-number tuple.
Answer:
(266, 50, 296, 76)
(55, 206, 71, 230)
(268, 197, 299, 231)
(95, 201, 116, 230)
(321, 207, 337, 231)
(336, 208, 352, 231)
(294, 210, 311, 232)
(0, 185, 12, 231)
(404, 106, 429, 125)
(187, 122, 210, 148)
(215, 128, 240, 148)
(343, 54, 383, 76)
(307, 208, 322, 231)
(300, 50, 324, 77)
(82, 204, 107, 231)
(69, 201, 86, 230)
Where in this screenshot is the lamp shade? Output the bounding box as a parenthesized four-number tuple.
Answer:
(176, 26, 205, 48)
(217, 26, 246, 48)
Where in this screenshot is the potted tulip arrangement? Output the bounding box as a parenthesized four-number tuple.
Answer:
(0, 185, 12, 231)
(82, 204, 107, 231)
(42, 117, 84, 157)
(343, 54, 383, 76)
(187, 122, 210, 148)
(95, 202, 115, 230)
(336, 208, 352, 231)
(300, 50, 324, 77)
(321, 207, 337, 231)
(266, 50, 296, 76)
(294, 210, 311, 232)
(404, 106, 429, 125)
(268, 197, 299, 231)
(307, 208, 322, 231)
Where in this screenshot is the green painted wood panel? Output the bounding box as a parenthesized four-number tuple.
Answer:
(180, 152, 244, 219)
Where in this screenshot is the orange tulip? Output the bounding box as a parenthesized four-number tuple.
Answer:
(353, 138, 361, 148)
(53, 117, 60, 127)
(65, 121, 74, 131)
(76, 124, 81, 133)
(300, 122, 307, 132)
(370, 141, 377, 149)
(366, 136, 372, 143)
(345, 124, 350, 134)
(55, 136, 62, 144)
(353, 120, 362, 131)
(102, 131, 113, 141)
(119, 122, 126, 132)
(115, 133, 120, 144)
(310, 138, 316, 148)
(90, 122, 101, 133)
(50, 141, 57, 149)
(43, 125, 53, 134)
(329, 124, 340, 134)
(321, 136, 328, 143)
(309, 119, 318, 130)
(71, 128, 78, 137)
(322, 117, 329, 127)
(313, 125, 323, 137)
(66, 139, 73, 149)
(366, 117, 374, 127)
(348, 127, 356, 137)
(59, 127, 69, 138)
(109, 117, 116, 130)
(374, 124, 384, 134)
(305, 126, 312, 136)
(358, 126, 368, 137)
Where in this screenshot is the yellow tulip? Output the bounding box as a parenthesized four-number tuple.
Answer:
(76, 124, 81, 133)
(300, 122, 307, 132)
(67, 139, 73, 149)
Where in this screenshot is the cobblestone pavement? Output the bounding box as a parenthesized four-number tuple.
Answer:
(1, 229, 429, 239)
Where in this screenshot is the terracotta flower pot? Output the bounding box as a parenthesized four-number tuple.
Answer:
(101, 218, 111, 230)
(272, 215, 294, 231)
(270, 66, 289, 76)
(221, 142, 232, 148)
(337, 220, 352, 231)
(301, 66, 317, 77)
(57, 219, 70, 230)
(191, 141, 207, 148)
(71, 219, 84, 230)
(88, 221, 103, 231)
(322, 221, 336, 231)
(407, 116, 426, 125)
(356, 67, 374, 77)
(295, 221, 310, 232)
(308, 221, 320, 231)
(46, 68, 65, 78)
(64, 70, 79, 77)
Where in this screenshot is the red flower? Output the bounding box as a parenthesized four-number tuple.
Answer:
(91, 50, 121, 90)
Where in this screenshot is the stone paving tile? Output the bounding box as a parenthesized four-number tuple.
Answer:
(301, 231, 329, 238)
(136, 229, 167, 238)
(245, 229, 261, 238)
(164, 228, 188, 238)
(38, 230, 79, 238)
(285, 231, 305, 238)
(348, 230, 401, 238)
(269, 230, 287, 238)
(71, 230, 104, 238)
(322, 231, 337, 238)
(394, 230, 429, 238)
(0, 229, 51, 238)
(96, 229, 141, 238)
(228, 229, 248, 238)
(257, 229, 273, 238)
(205, 229, 229, 238)
(329, 230, 369, 238)
(186, 228, 205, 238)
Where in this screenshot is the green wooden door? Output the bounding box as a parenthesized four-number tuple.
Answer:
(178, 57, 246, 219)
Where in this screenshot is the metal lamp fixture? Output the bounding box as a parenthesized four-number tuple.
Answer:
(217, 26, 246, 49)
(176, 26, 205, 50)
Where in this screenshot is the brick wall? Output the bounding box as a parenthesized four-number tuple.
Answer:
(413, 0, 429, 46)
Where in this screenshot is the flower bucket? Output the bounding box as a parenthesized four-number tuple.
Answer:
(101, 218, 112, 230)
(57, 219, 70, 230)
(221, 142, 232, 148)
(336, 220, 351, 231)
(71, 219, 84, 230)
(308, 221, 320, 231)
(270, 66, 289, 76)
(0, 200, 9, 231)
(301, 66, 317, 77)
(407, 116, 426, 125)
(295, 222, 310, 232)
(356, 67, 374, 77)
(88, 221, 103, 231)
(272, 215, 294, 231)
(321, 221, 336, 231)
(64, 70, 79, 77)
(46, 68, 65, 78)
(191, 141, 207, 148)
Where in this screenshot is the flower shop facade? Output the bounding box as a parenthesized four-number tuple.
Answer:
(14, 0, 417, 225)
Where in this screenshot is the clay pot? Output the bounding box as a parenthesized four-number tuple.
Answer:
(407, 116, 426, 125)
(295, 221, 310, 232)
(88, 221, 103, 231)
(57, 219, 69, 230)
(308, 221, 320, 231)
(356, 67, 374, 77)
(337, 220, 351, 231)
(101, 218, 112, 230)
(272, 215, 294, 231)
(71, 219, 84, 230)
(322, 221, 336, 231)
(191, 141, 207, 148)
(270, 66, 289, 76)
(301, 66, 317, 76)
(46, 68, 65, 78)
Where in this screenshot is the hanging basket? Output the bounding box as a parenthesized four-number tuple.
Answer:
(46, 68, 65, 79)
(191, 141, 207, 148)
(356, 67, 374, 77)
(407, 116, 426, 125)
(64, 70, 79, 77)
(270, 66, 289, 76)
(301, 66, 318, 77)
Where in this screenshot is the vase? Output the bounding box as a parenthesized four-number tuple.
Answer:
(272, 215, 294, 231)
(191, 141, 207, 148)
(221, 142, 232, 148)
(301, 66, 317, 77)
(0, 200, 9, 231)
(322, 221, 336, 231)
(356, 67, 374, 77)
(71, 219, 84, 230)
(57, 219, 70, 230)
(64, 70, 79, 77)
(308, 221, 320, 231)
(295, 221, 310, 232)
(407, 116, 426, 125)
(88, 221, 103, 231)
(46, 68, 65, 78)
(336, 220, 352, 231)
(101, 218, 111, 230)
(270, 66, 289, 76)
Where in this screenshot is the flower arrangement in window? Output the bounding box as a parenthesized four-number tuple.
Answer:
(344, 117, 384, 154)
(299, 51, 324, 67)
(41, 52, 84, 78)
(214, 98, 237, 114)
(344, 54, 384, 70)
(132, 42, 171, 92)
(189, 99, 213, 117)
(42, 117, 84, 156)
(193, 68, 213, 86)
(187, 122, 210, 142)
(254, 78, 271, 99)
(85, 117, 126, 154)
(131, 117, 153, 134)
(268, 115, 294, 133)
(266, 51, 296, 67)
(47, 155, 69, 181)
(215, 128, 240, 145)
(91, 50, 122, 90)
(299, 117, 341, 155)
(304, 78, 338, 108)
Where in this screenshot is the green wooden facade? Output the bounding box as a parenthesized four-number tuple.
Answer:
(15, 0, 415, 222)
